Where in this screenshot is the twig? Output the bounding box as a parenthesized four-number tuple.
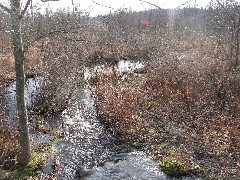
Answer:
(92, 0, 115, 10)
(20, 0, 32, 19)
(138, 0, 162, 10)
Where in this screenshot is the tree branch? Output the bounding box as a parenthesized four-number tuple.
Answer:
(92, 1, 115, 10)
(176, 1, 191, 9)
(20, 0, 32, 18)
(21, 0, 60, 19)
(138, 0, 162, 10)
(34, 28, 76, 42)
(139, 0, 192, 10)
(215, 0, 225, 8)
(23, 25, 84, 54)
(41, 0, 59, 2)
(0, 3, 11, 14)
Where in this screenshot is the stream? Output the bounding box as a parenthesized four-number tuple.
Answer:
(46, 83, 168, 179)
(1, 60, 197, 179)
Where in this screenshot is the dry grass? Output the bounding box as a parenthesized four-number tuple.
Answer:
(0, 48, 15, 88)
(0, 8, 240, 178)
(92, 34, 240, 178)
(93, 70, 148, 137)
(0, 122, 19, 169)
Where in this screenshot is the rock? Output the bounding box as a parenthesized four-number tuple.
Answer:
(75, 167, 91, 178)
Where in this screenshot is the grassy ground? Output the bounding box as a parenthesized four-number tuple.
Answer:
(0, 139, 60, 180)
(0, 116, 63, 180)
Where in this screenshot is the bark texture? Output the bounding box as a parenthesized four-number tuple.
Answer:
(11, 0, 31, 165)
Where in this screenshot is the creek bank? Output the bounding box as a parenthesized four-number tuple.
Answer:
(0, 75, 65, 179)
(0, 138, 60, 180)
(96, 108, 202, 178)
(40, 82, 170, 180)
(0, 72, 39, 95)
(91, 68, 205, 179)
(92, 62, 240, 179)
(1, 60, 175, 179)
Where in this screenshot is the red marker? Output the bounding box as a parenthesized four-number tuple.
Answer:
(140, 19, 149, 25)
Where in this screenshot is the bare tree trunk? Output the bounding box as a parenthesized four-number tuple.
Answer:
(235, 30, 239, 67)
(235, 25, 240, 67)
(230, 30, 234, 60)
(11, 0, 31, 165)
(0, 0, 58, 166)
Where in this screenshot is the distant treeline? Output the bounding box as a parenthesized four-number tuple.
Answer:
(1, 1, 239, 65)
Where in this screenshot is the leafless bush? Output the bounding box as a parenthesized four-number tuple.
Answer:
(1, 3, 240, 178)
(93, 70, 147, 137)
(0, 120, 19, 169)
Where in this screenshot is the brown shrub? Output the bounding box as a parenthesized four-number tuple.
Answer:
(93, 70, 147, 136)
(0, 122, 19, 169)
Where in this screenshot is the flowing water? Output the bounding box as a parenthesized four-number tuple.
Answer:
(46, 84, 168, 179)
(2, 60, 198, 179)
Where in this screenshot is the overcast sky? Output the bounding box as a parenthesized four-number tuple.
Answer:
(0, 0, 213, 16)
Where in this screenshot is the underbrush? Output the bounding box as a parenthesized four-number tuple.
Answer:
(92, 71, 148, 139)
(92, 35, 240, 178)
(144, 67, 240, 178)
(1, 9, 240, 178)
(0, 119, 61, 180)
(0, 142, 60, 180)
(0, 122, 19, 170)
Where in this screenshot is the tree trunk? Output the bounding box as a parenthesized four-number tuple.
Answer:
(235, 32, 239, 67)
(235, 26, 240, 67)
(11, 0, 31, 165)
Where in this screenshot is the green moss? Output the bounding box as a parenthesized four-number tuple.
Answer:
(160, 156, 189, 177)
(132, 141, 142, 148)
(168, 146, 181, 154)
(12, 149, 51, 179)
(5, 151, 48, 179)
(27, 151, 50, 169)
(0, 167, 8, 179)
(148, 128, 156, 135)
(159, 147, 190, 177)
(11, 166, 39, 180)
(3, 139, 59, 180)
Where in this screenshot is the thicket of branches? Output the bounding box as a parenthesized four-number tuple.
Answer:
(0, 0, 240, 178)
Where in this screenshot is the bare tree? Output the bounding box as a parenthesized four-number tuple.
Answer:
(0, 0, 58, 165)
(208, 0, 240, 67)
